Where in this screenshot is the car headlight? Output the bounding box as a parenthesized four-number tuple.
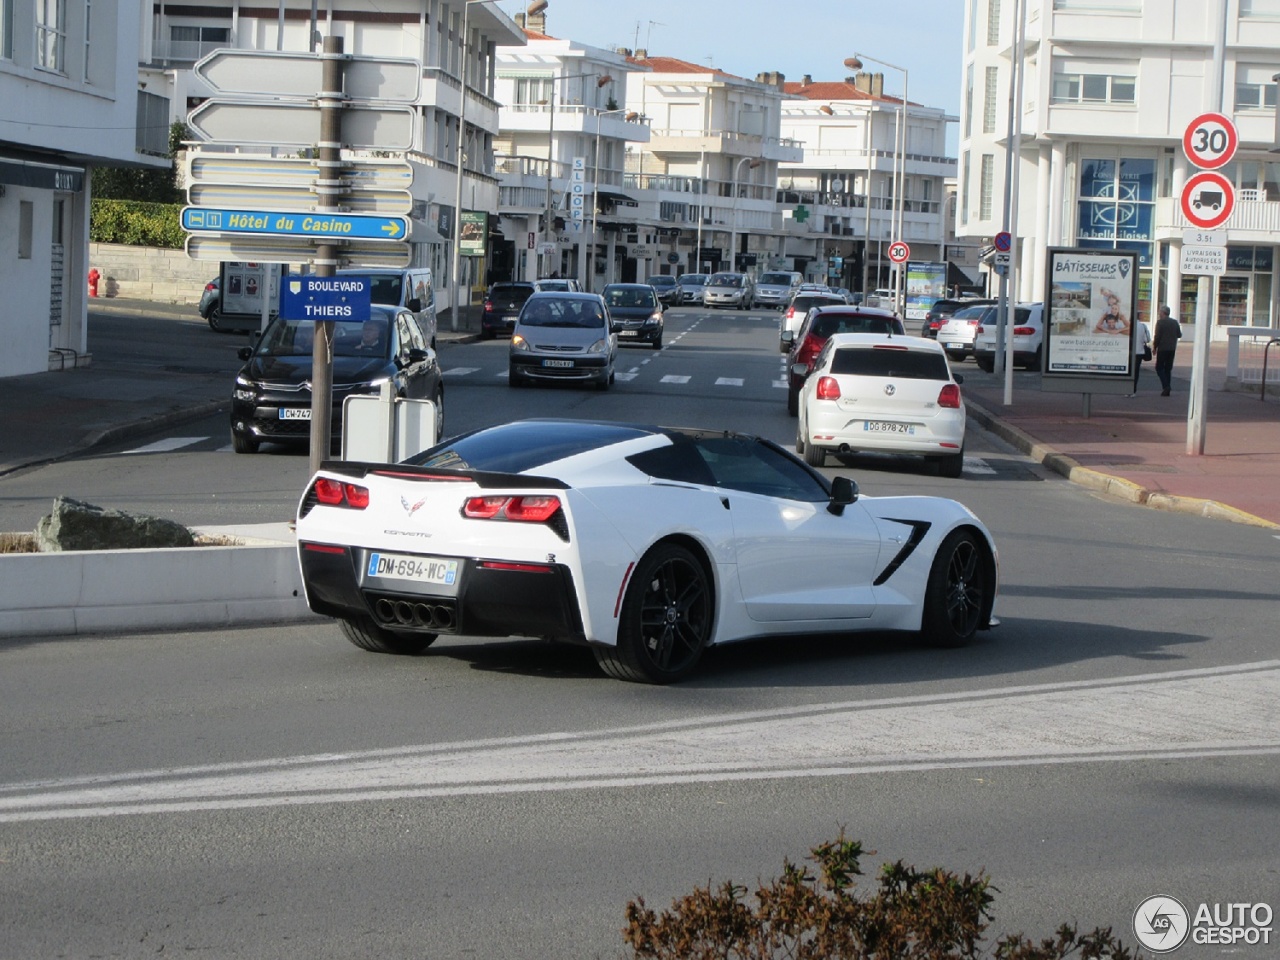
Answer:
(646, 311, 662, 324)
(234, 376, 257, 402)
(587, 338, 607, 354)
(354, 376, 392, 394)
(511, 334, 529, 351)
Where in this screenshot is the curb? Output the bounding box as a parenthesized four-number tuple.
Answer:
(966, 399, 1280, 530)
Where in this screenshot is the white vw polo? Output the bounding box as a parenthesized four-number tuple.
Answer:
(796, 333, 967, 478)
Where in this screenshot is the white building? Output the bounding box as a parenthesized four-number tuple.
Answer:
(958, 0, 1280, 336)
(141, 0, 525, 316)
(493, 14, 648, 288)
(779, 73, 957, 293)
(1, 0, 169, 378)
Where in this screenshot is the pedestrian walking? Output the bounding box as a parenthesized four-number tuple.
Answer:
(1128, 319, 1152, 396)
(1152, 305, 1182, 396)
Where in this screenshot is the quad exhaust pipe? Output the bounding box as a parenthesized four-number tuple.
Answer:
(373, 597, 455, 630)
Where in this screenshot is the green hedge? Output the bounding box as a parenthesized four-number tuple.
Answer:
(90, 200, 185, 249)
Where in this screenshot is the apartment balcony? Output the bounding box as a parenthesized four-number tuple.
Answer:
(424, 69, 500, 133)
(1155, 195, 1280, 241)
(646, 128, 803, 163)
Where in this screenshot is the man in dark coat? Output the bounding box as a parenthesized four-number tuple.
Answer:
(1152, 305, 1182, 396)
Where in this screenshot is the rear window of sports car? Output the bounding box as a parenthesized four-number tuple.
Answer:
(406, 421, 654, 473)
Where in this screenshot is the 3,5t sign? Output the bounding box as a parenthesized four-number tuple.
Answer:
(1183, 113, 1239, 170)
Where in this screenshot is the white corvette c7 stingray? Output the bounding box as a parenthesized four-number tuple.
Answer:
(296, 419, 999, 684)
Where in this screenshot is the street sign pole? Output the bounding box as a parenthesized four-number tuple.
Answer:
(309, 35, 344, 475)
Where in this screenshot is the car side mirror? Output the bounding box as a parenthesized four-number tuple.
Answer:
(407, 348, 429, 363)
(827, 475, 859, 515)
(611, 321, 623, 333)
(780, 329, 795, 346)
(237, 346, 254, 361)
(790, 362, 810, 380)
(407, 297, 422, 313)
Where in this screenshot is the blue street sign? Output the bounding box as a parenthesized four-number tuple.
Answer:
(278, 275, 372, 321)
(182, 206, 408, 241)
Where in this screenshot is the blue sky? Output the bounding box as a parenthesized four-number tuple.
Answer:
(496, 0, 966, 119)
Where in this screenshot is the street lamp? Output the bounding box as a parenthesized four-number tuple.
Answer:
(449, 0, 504, 333)
(540, 70, 613, 279)
(729, 156, 762, 273)
(588, 107, 638, 291)
(847, 54, 908, 309)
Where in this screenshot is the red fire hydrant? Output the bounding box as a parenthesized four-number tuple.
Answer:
(88, 268, 101, 298)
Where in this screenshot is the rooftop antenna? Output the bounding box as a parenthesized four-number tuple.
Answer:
(645, 19, 663, 48)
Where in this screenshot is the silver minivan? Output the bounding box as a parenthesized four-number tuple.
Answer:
(508, 292, 618, 390)
(704, 272, 755, 310)
(337, 267, 438, 349)
(753, 271, 802, 309)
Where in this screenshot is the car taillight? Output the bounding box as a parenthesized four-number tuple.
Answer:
(312, 477, 369, 509)
(483, 300, 493, 312)
(816, 376, 841, 400)
(463, 495, 561, 523)
(1013, 325, 1035, 335)
(797, 334, 825, 367)
(205, 282, 217, 292)
(967, 319, 979, 327)
(938, 383, 962, 409)
(784, 306, 796, 320)
(976, 325, 985, 334)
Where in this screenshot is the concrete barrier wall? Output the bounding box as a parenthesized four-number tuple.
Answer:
(0, 543, 318, 639)
(89, 242, 212, 305)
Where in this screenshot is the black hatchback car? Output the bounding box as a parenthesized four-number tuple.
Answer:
(229, 304, 443, 454)
(601, 283, 665, 349)
(481, 281, 538, 339)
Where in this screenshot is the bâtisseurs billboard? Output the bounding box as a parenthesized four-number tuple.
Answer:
(1044, 248, 1139, 380)
(904, 261, 947, 320)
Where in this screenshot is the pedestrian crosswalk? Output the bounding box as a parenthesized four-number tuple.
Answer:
(439, 365, 790, 389)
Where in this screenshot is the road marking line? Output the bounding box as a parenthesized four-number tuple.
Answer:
(2, 662, 1276, 822)
(715, 378, 744, 387)
(615, 372, 638, 381)
(964, 457, 996, 475)
(660, 375, 691, 384)
(121, 438, 206, 454)
(443, 367, 480, 376)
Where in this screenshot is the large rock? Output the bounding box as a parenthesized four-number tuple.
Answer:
(35, 497, 195, 552)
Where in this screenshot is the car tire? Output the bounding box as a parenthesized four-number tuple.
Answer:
(803, 441, 826, 468)
(920, 529, 989, 648)
(1024, 347, 1043, 372)
(652, 337, 662, 350)
(231, 430, 259, 454)
(786, 384, 799, 417)
(481, 329, 494, 341)
(593, 543, 711, 684)
(795, 422, 807, 456)
(937, 447, 965, 479)
(339, 616, 437, 655)
(508, 364, 524, 387)
(206, 305, 227, 333)
(975, 358, 994, 373)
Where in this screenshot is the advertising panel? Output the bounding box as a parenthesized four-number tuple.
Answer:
(1044, 248, 1139, 381)
(460, 211, 487, 257)
(220, 262, 280, 316)
(904, 261, 948, 320)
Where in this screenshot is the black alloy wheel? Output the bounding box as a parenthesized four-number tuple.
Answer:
(921, 530, 988, 647)
(595, 544, 712, 684)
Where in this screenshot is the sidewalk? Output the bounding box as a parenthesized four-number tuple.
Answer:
(2, 299, 1277, 529)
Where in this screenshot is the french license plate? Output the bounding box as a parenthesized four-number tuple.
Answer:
(542, 359, 574, 368)
(619, 330, 638, 337)
(367, 552, 458, 585)
(279, 407, 311, 420)
(864, 421, 913, 434)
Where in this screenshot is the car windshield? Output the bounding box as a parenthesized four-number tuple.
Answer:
(520, 298, 607, 328)
(354, 274, 401, 306)
(708, 274, 741, 288)
(408, 420, 653, 472)
(791, 295, 842, 312)
(604, 287, 657, 308)
(254, 319, 317, 358)
(490, 284, 535, 304)
(831, 347, 950, 381)
(759, 273, 793, 285)
(680, 274, 707, 285)
(538, 280, 572, 291)
(649, 276, 676, 287)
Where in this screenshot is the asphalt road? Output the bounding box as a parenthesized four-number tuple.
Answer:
(2, 305, 1278, 958)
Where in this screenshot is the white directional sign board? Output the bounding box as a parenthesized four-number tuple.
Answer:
(194, 50, 422, 103)
(187, 155, 413, 192)
(188, 182, 412, 216)
(186, 234, 411, 269)
(188, 99, 415, 150)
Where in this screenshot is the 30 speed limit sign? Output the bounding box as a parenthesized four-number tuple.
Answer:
(887, 241, 910, 263)
(1183, 112, 1238, 170)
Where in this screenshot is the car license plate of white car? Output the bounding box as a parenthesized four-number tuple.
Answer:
(864, 421, 913, 434)
(366, 552, 459, 585)
(542, 359, 574, 368)
(279, 407, 311, 420)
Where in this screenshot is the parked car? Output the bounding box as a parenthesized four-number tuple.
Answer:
(481, 281, 538, 339)
(971, 302, 1046, 371)
(703, 272, 755, 310)
(779, 292, 848, 348)
(199, 277, 222, 330)
(508, 291, 617, 389)
(229, 305, 443, 455)
(795, 332, 967, 478)
(535, 277, 582, 292)
(295, 418, 999, 682)
(601, 283, 665, 349)
(752, 271, 802, 309)
(924, 298, 996, 339)
(782, 305, 906, 415)
(677, 273, 708, 304)
(935, 303, 992, 361)
(647, 274, 681, 306)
